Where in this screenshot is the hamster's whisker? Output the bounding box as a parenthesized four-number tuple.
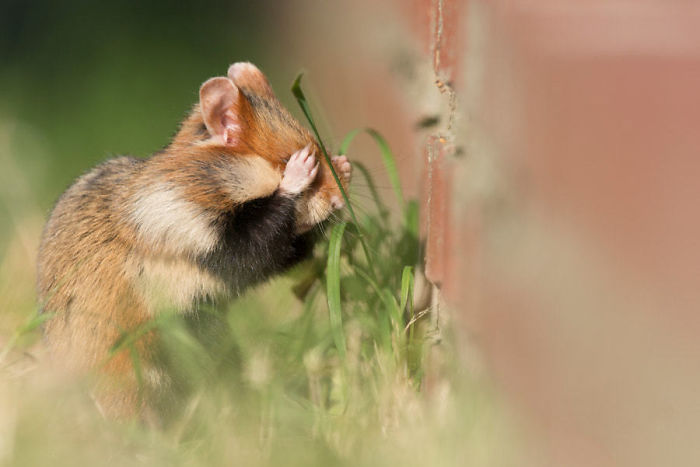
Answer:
(315, 221, 329, 240)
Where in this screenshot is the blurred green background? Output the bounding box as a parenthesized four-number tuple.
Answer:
(0, 0, 279, 202)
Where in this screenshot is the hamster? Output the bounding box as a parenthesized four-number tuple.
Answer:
(36, 62, 352, 420)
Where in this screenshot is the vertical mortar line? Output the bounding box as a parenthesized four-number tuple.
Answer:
(426, 0, 442, 335)
(428, 0, 456, 332)
(432, 284, 441, 333)
(433, 0, 445, 73)
(432, 0, 458, 144)
(425, 134, 435, 278)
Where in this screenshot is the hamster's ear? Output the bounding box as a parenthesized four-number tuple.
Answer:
(228, 62, 275, 98)
(199, 77, 243, 146)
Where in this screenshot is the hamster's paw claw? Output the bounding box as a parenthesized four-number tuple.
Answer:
(280, 144, 318, 196)
(331, 155, 352, 184)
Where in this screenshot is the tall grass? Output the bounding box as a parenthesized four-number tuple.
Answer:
(291, 73, 423, 374)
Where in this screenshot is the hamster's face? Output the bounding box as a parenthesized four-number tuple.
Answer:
(196, 62, 348, 232)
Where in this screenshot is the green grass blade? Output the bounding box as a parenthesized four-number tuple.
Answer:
(339, 127, 404, 209)
(338, 128, 362, 155)
(17, 312, 55, 334)
(327, 221, 347, 359)
(399, 266, 414, 313)
(381, 289, 401, 324)
(404, 200, 420, 238)
(128, 344, 144, 402)
(106, 311, 175, 360)
(291, 74, 348, 207)
(353, 267, 383, 300)
(354, 267, 402, 328)
(401, 265, 417, 344)
(0, 312, 55, 364)
(293, 284, 321, 360)
(292, 74, 377, 280)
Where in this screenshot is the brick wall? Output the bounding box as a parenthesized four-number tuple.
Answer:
(279, 1, 700, 465)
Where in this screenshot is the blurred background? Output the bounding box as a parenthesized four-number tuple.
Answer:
(3, 0, 700, 466)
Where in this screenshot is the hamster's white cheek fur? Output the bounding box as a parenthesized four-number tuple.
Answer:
(128, 182, 219, 256)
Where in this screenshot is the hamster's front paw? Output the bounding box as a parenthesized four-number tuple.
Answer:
(279, 144, 319, 196)
(327, 155, 352, 211)
(331, 155, 352, 185)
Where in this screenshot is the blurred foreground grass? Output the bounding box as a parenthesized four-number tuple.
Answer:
(0, 95, 519, 467)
